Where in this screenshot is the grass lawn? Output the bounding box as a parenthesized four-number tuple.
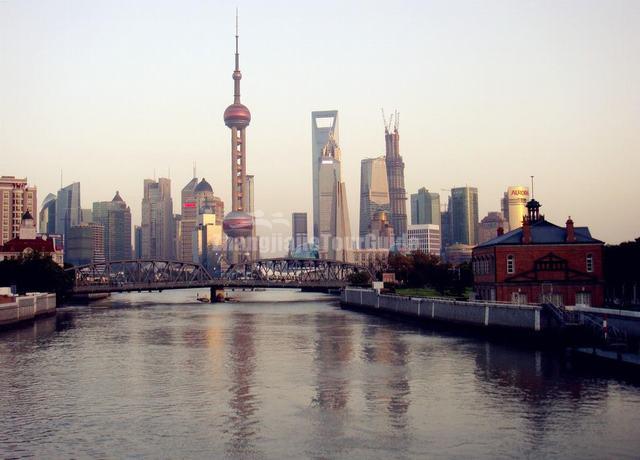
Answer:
(395, 287, 473, 300)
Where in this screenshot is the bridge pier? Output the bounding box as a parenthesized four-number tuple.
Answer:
(210, 287, 225, 303)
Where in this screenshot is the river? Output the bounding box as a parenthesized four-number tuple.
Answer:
(1, 289, 639, 459)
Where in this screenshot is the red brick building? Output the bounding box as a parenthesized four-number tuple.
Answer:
(472, 200, 604, 307)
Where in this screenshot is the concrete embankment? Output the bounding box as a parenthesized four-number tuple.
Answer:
(341, 288, 548, 333)
(0, 293, 57, 328)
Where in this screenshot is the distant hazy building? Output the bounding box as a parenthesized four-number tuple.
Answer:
(501, 186, 530, 232)
(440, 207, 453, 255)
(65, 223, 105, 266)
(81, 208, 93, 224)
(311, 110, 339, 242)
(291, 212, 308, 249)
(359, 157, 390, 246)
(478, 211, 506, 245)
(450, 187, 479, 246)
(55, 182, 81, 243)
(384, 115, 408, 243)
(363, 210, 394, 250)
(39, 193, 56, 235)
(0, 176, 37, 246)
(193, 212, 224, 273)
(445, 243, 473, 266)
(411, 187, 441, 227)
(134, 225, 142, 259)
(407, 224, 441, 257)
(141, 178, 174, 259)
(92, 191, 132, 261)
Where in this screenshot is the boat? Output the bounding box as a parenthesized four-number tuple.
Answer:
(196, 293, 210, 303)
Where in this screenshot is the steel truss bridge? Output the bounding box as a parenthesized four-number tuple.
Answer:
(66, 258, 372, 295)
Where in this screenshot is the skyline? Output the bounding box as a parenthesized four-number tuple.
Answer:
(1, 1, 639, 245)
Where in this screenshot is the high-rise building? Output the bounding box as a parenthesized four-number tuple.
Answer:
(141, 178, 174, 259)
(502, 186, 530, 231)
(478, 211, 506, 245)
(81, 208, 93, 224)
(291, 212, 308, 249)
(440, 207, 453, 256)
(39, 193, 56, 234)
(311, 110, 338, 242)
(222, 15, 258, 263)
(316, 132, 350, 260)
(411, 187, 441, 227)
(407, 224, 441, 256)
(55, 182, 81, 243)
(179, 177, 198, 262)
(193, 212, 224, 273)
(65, 223, 105, 266)
(0, 176, 37, 246)
(450, 186, 479, 246)
(134, 225, 142, 259)
(92, 191, 132, 261)
(383, 113, 407, 243)
(359, 157, 390, 246)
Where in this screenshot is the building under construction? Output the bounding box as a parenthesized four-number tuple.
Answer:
(383, 111, 408, 244)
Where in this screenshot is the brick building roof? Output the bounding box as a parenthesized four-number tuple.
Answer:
(476, 219, 602, 248)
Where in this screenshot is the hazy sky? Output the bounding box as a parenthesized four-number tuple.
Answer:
(1, 0, 639, 247)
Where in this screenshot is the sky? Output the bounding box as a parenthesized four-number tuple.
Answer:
(1, 0, 639, 249)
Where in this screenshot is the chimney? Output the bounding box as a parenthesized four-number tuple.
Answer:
(566, 217, 575, 243)
(522, 219, 532, 244)
(497, 227, 504, 236)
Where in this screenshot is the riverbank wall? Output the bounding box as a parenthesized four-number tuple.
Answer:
(341, 288, 549, 333)
(0, 293, 57, 328)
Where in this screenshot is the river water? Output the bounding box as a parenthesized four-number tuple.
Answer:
(1, 289, 639, 459)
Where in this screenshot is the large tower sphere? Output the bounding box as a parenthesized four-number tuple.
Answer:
(224, 103, 251, 128)
(223, 211, 254, 238)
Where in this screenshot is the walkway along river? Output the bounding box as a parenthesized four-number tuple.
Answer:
(1, 289, 639, 458)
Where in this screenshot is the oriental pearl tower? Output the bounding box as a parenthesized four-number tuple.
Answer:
(223, 13, 257, 263)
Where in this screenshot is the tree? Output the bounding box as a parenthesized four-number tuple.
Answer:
(0, 252, 73, 300)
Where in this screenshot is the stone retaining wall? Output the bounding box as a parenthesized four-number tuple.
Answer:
(342, 288, 543, 332)
(0, 293, 56, 327)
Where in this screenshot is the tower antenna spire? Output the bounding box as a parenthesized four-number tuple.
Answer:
(530, 175, 535, 199)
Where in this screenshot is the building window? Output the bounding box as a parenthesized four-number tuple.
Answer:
(586, 254, 593, 273)
(576, 292, 591, 306)
(507, 255, 515, 274)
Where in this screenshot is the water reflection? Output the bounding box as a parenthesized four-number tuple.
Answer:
(361, 325, 411, 430)
(224, 312, 260, 457)
(1, 292, 639, 459)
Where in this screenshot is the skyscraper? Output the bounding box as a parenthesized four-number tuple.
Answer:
(65, 223, 105, 266)
(39, 193, 56, 234)
(450, 186, 479, 246)
(383, 112, 407, 243)
(141, 178, 174, 259)
(311, 110, 338, 242)
(359, 157, 390, 246)
(0, 176, 37, 246)
(55, 182, 81, 246)
(317, 132, 350, 260)
(291, 212, 308, 249)
(134, 225, 142, 259)
(92, 191, 132, 261)
(411, 187, 441, 227)
(179, 177, 198, 262)
(222, 14, 258, 263)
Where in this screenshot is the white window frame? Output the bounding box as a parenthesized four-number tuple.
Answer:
(586, 254, 594, 273)
(507, 255, 515, 274)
